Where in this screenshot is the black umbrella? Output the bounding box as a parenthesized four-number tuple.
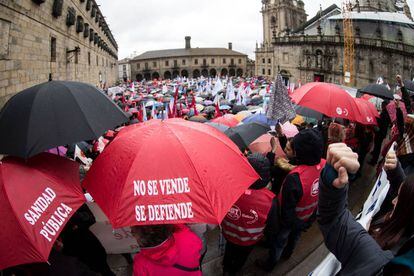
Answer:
(294, 105, 324, 120)
(404, 80, 414, 92)
(359, 84, 393, 100)
(232, 104, 248, 114)
(225, 122, 270, 151)
(205, 122, 230, 132)
(0, 81, 129, 158)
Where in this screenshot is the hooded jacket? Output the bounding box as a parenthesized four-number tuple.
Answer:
(133, 225, 202, 276)
(279, 129, 324, 227)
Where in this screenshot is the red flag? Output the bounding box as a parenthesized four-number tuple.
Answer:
(172, 87, 179, 118)
(192, 95, 198, 116)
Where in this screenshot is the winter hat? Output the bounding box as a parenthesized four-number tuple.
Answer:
(293, 128, 324, 166)
(247, 153, 271, 190)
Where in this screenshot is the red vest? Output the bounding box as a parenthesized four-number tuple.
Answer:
(221, 189, 275, 246)
(280, 160, 326, 222)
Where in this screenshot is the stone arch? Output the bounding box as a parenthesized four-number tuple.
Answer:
(229, 68, 236, 77)
(236, 68, 243, 77)
(152, 72, 160, 80)
(280, 70, 290, 86)
(193, 69, 200, 78)
(164, 71, 172, 80)
(172, 70, 180, 79)
(144, 72, 151, 80)
(181, 70, 189, 78)
(136, 74, 143, 82)
(210, 68, 217, 77)
(201, 69, 209, 77)
(221, 68, 228, 77)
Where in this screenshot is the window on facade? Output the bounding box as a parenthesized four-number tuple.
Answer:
(182, 59, 186, 65)
(268, 58, 271, 64)
(145, 62, 148, 69)
(174, 60, 178, 67)
(123, 65, 126, 70)
(88, 52, 91, 65)
(153, 61, 156, 67)
(262, 58, 265, 64)
(165, 60, 169, 66)
(203, 59, 206, 65)
(231, 58, 234, 65)
(137, 63, 140, 69)
(262, 68, 265, 75)
(195, 59, 198, 65)
(50, 37, 56, 62)
(211, 58, 215, 64)
(223, 58, 226, 64)
(75, 50, 79, 64)
(268, 69, 271, 75)
(238, 59, 242, 64)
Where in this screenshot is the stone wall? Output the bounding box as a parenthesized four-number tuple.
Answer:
(0, 0, 118, 107)
(256, 35, 414, 87)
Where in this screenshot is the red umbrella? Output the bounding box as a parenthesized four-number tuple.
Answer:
(83, 119, 259, 228)
(249, 134, 286, 157)
(291, 82, 360, 121)
(354, 98, 379, 125)
(0, 153, 85, 270)
(211, 114, 239, 127)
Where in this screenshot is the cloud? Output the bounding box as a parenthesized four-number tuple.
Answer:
(96, 0, 414, 60)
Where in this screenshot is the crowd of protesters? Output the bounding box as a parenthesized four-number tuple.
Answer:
(2, 73, 414, 276)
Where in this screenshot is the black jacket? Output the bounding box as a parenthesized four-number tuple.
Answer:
(318, 164, 414, 275)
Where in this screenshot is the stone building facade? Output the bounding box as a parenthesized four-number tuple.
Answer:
(0, 0, 118, 107)
(118, 58, 131, 81)
(130, 37, 248, 81)
(256, 0, 414, 87)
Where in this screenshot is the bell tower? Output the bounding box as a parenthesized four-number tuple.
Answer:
(262, 0, 307, 45)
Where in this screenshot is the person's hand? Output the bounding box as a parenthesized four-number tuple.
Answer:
(396, 74, 403, 86)
(384, 145, 398, 171)
(326, 143, 360, 189)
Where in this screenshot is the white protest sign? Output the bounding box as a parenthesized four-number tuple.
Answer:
(88, 202, 139, 254)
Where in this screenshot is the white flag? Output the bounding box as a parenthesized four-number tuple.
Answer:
(226, 80, 236, 101)
(212, 78, 224, 96)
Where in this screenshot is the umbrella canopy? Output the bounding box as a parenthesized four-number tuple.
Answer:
(188, 115, 208, 123)
(294, 104, 324, 120)
(359, 84, 393, 100)
(234, 110, 252, 122)
(354, 98, 380, 126)
(0, 81, 128, 158)
(204, 122, 230, 132)
(232, 105, 248, 114)
(0, 153, 85, 269)
(211, 114, 239, 127)
(266, 75, 296, 123)
(83, 119, 259, 228)
(249, 134, 286, 157)
(404, 80, 414, 92)
(281, 121, 299, 138)
(242, 113, 277, 126)
(225, 122, 271, 151)
(291, 82, 360, 121)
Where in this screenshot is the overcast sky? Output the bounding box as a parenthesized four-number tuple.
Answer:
(96, 0, 414, 60)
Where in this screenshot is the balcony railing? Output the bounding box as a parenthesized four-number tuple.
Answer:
(264, 35, 414, 54)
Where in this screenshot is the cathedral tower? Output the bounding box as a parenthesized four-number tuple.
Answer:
(261, 0, 307, 45)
